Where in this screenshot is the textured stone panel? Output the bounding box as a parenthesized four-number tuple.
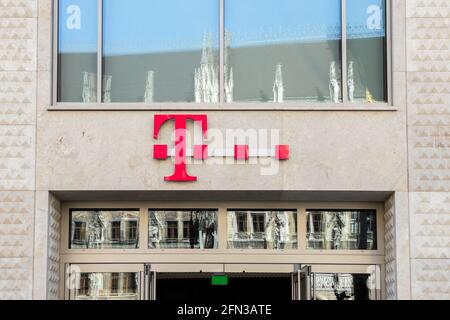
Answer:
(0, 72, 36, 124)
(47, 194, 60, 300)
(0, 0, 37, 19)
(410, 192, 450, 259)
(0, 191, 34, 300)
(384, 195, 397, 300)
(406, 1, 450, 300)
(406, 19, 450, 193)
(411, 259, 450, 299)
(0, 125, 35, 191)
(407, 18, 450, 73)
(0, 257, 33, 299)
(407, 0, 450, 18)
(0, 17, 37, 72)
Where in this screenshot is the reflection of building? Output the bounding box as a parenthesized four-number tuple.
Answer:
(71, 211, 139, 249)
(307, 211, 376, 250)
(228, 211, 297, 249)
(82, 72, 96, 103)
(314, 273, 355, 300)
(144, 70, 154, 103)
(76, 273, 138, 300)
(195, 34, 219, 103)
(273, 63, 284, 103)
(195, 32, 234, 103)
(150, 211, 218, 249)
(81, 72, 112, 103)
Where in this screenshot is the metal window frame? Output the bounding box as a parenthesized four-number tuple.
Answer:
(52, 0, 393, 109)
(97, 0, 103, 104)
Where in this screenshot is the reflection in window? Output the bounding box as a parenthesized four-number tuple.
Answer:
(236, 213, 247, 233)
(70, 210, 139, 249)
(227, 210, 297, 249)
(111, 221, 121, 241)
(149, 210, 218, 249)
(347, 0, 387, 103)
(313, 273, 374, 300)
(252, 213, 265, 233)
(57, 1, 389, 105)
(306, 210, 377, 250)
(103, 0, 219, 103)
(225, 0, 342, 103)
(183, 221, 191, 240)
(75, 272, 138, 300)
(73, 221, 86, 242)
(126, 220, 138, 241)
(58, 0, 98, 102)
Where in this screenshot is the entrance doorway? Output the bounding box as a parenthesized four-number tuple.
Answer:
(65, 263, 381, 300)
(156, 273, 292, 302)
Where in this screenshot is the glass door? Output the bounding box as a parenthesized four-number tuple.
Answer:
(311, 265, 381, 300)
(292, 264, 312, 300)
(144, 264, 156, 300)
(66, 264, 145, 300)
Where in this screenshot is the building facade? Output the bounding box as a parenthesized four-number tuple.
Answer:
(0, 0, 449, 300)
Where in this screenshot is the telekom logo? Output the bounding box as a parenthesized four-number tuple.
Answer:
(153, 114, 289, 182)
(154, 114, 208, 182)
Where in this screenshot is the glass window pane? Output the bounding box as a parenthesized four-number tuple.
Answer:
(70, 210, 140, 249)
(225, 0, 342, 103)
(149, 210, 218, 249)
(58, 0, 98, 102)
(103, 0, 219, 103)
(306, 210, 377, 250)
(227, 210, 298, 249)
(347, 0, 387, 103)
(75, 272, 139, 300)
(314, 273, 374, 300)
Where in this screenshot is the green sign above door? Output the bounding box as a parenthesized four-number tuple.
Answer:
(211, 274, 228, 286)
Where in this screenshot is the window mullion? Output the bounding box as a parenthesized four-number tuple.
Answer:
(97, 0, 103, 104)
(219, 0, 225, 104)
(341, 0, 348, 104)
(53, 0, 59, 105)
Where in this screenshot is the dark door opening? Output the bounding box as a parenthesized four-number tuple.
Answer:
(156, 273, 292, 302)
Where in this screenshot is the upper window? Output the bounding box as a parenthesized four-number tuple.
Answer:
(56, 0, 388, 105)
(306, 209, 377, 250)
(70, 209, 140, 249)
(227, 210, 298, 249)
(149, 210, 218, 249)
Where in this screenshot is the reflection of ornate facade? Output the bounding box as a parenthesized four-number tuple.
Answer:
(81, 72, 112, 103)
(150, 211, 218, 249)
(224, 32, 234, 103)
(195, 34, 219, 103)
(329, 61, 340, 103)
(227, 211, 297, 249)
(82, 72, 96, 103)
(71, 211, 139, 249)
(76, 272, 138, 300)
(195, 33, 234, 103)
(314, 273, 355, 300)
(307, 211, 376, 250)
(348, 61, 355, 102)
(144, 70, 154, 103)
(273, 63, 284, 103)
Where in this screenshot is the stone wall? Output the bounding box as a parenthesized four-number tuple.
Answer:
(406, 0, 450, 300)
(384, 195, 397, 299)
(0, 0, 37, 300)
